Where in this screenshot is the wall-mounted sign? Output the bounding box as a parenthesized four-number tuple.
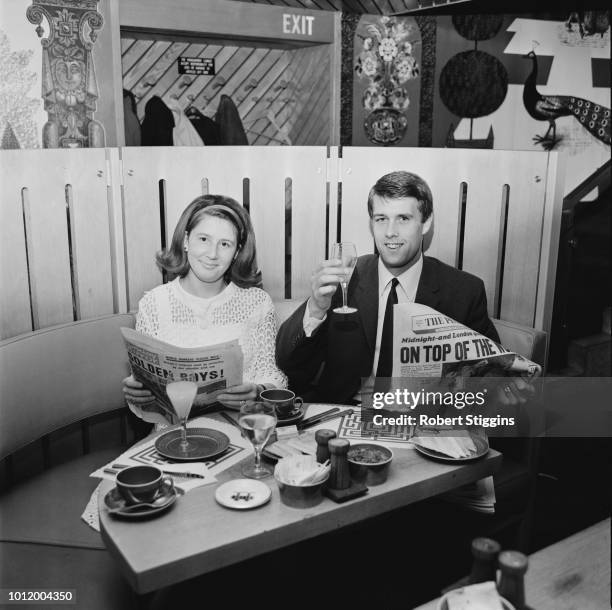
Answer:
(282, 13, 315, 36)
(178, 57, 215, 76)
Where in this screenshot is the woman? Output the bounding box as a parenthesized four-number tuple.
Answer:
(124, 194, 287, 423)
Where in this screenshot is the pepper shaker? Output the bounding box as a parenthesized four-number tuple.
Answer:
(497, 550, 528, 610)
(468, 537, 501, 584)
(327, 438, 350, 490)
(315, 429, 336, 464)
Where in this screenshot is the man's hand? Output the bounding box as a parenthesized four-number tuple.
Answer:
(495, 376, 536, 406)
(122, 374, 155, 404)
(308, 258, 349, 319)
(216, 383, 260, 410)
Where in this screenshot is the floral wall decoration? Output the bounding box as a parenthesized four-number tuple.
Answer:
(353, 15, 421, 146)
(26, 0, 105, 148)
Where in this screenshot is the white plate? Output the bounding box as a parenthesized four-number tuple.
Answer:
(214, 479, 272, 510)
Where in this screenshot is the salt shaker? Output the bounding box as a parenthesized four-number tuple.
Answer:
(315, 429, 336, 464)
(327, 438, 350, 490)
(497, 550, 528, 610)
(469, 537, 501, 584)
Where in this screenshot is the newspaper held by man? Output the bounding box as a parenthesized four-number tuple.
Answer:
(392, 302, 541, 380)
(121, 327, 243, 424)
(387, 303, 541, 514)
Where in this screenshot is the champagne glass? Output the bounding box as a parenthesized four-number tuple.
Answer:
(332, 242, 358, 314)
(166, 381, 198, 456)
(239, 402, 277, 479)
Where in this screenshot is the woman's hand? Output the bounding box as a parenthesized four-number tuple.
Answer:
(216, 383, 261, 409)
(122, 374, 155, 404)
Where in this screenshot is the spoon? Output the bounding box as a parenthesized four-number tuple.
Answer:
(107, 494, 174, 514)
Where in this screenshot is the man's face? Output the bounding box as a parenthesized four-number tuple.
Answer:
(369, 195, 432, 275)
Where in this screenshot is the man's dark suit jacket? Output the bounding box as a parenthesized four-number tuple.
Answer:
(276, 254, 500, 404)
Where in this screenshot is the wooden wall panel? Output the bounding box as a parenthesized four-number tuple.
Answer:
(66, 150, 115, 320)
(1, 151, 74, 330)
(0, 153, 33, 339)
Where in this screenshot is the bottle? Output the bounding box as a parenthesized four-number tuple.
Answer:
(469, 537, 501, 584)
(497, 550, 528, 610)
(327, 438, 350, 490)
(315, 429, 336, 464)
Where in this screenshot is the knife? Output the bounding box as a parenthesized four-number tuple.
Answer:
(298, 407, 350, 430)
(109, 463, 205, 479)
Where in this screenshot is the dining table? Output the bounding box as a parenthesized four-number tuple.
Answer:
(415, 517, 611, 610)
(99, 408, 502, 596)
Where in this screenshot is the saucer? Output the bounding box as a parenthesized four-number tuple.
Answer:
(215, 479, 272, 510)
(104, 481, 178, 519)
(275, 406, 305, 427)
(155, 427, 230, 461)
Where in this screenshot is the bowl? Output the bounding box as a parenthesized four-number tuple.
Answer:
(274, 472, 330, 508)
(436, 590, 515, 610)
(347, 443, 393, 486)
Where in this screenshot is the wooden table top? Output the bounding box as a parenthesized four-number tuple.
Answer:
(99, 415, 502, 594)
(415, 518, 611, 610)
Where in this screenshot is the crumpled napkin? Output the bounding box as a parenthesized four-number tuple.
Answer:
(410, 429, 478, 459)
(274, 455, 330, 486)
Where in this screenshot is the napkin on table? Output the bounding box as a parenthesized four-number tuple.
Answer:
(410, 429, 478, 458)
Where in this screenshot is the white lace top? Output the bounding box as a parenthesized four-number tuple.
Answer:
(130, 279, 287, 423)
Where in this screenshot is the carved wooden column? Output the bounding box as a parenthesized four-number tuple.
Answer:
(27, 0, 105, 148)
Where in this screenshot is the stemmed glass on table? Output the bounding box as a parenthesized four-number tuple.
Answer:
(331, 242, 358, 314)
(166, 380, 198, 457)
(239, 402, 277, 479)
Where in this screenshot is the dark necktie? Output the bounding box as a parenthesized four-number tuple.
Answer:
(376, 278, 399, 379)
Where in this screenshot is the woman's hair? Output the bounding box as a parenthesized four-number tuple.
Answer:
(156, 195, 262, 288)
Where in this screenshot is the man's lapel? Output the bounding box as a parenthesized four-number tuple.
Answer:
(353, 255, 379, 352)
(415, 256, 441, 310)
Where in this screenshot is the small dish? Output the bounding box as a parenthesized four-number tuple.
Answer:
(414, 433, 489, 463)
(155, 427, 230, 461)
(275, 406, 305, 427)
(347, 443, 393, 486)
(104, 481, 177, 519)
(215, 479, 272, 510)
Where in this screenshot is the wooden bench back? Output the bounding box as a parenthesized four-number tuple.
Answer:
(0, 314, 135, 460)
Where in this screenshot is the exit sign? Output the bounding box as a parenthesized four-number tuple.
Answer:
(178, 57, 215, 76)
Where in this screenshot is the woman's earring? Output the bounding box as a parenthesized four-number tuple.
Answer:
(184, 245, 188, 252)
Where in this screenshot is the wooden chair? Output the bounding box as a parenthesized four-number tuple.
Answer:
(0, 314, 138, 609)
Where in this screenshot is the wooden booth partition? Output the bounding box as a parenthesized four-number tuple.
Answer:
(0, 149, 115, 340)
(118, 146, 329, 309)
(0, 146, 563, 354)
(117, 0, 341, 147)
(339, 148, 565, 340)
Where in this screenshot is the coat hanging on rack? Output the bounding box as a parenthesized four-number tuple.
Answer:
(141, 96, 174, 146)
(186, 107, 220, 145)
(215, 95, 248, 145)
(123, 89, 141, 146)
(167, 100, 205, 147)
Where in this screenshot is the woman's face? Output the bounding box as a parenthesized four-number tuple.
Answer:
(184, 214, 238, 287)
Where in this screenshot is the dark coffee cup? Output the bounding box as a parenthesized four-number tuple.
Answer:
(260, 388, 303, 419)
(116, 465, 173, 505)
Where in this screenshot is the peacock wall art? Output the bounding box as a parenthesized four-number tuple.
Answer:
(523, 49, 611, 151)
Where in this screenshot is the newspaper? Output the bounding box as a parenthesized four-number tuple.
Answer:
(392, 302, 541, 380)
(121, 328, 243, 424)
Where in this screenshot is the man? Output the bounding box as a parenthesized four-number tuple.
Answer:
(277, 170, 528, 405)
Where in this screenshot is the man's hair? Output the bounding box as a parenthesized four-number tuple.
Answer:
(367, 171, 433, 221)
